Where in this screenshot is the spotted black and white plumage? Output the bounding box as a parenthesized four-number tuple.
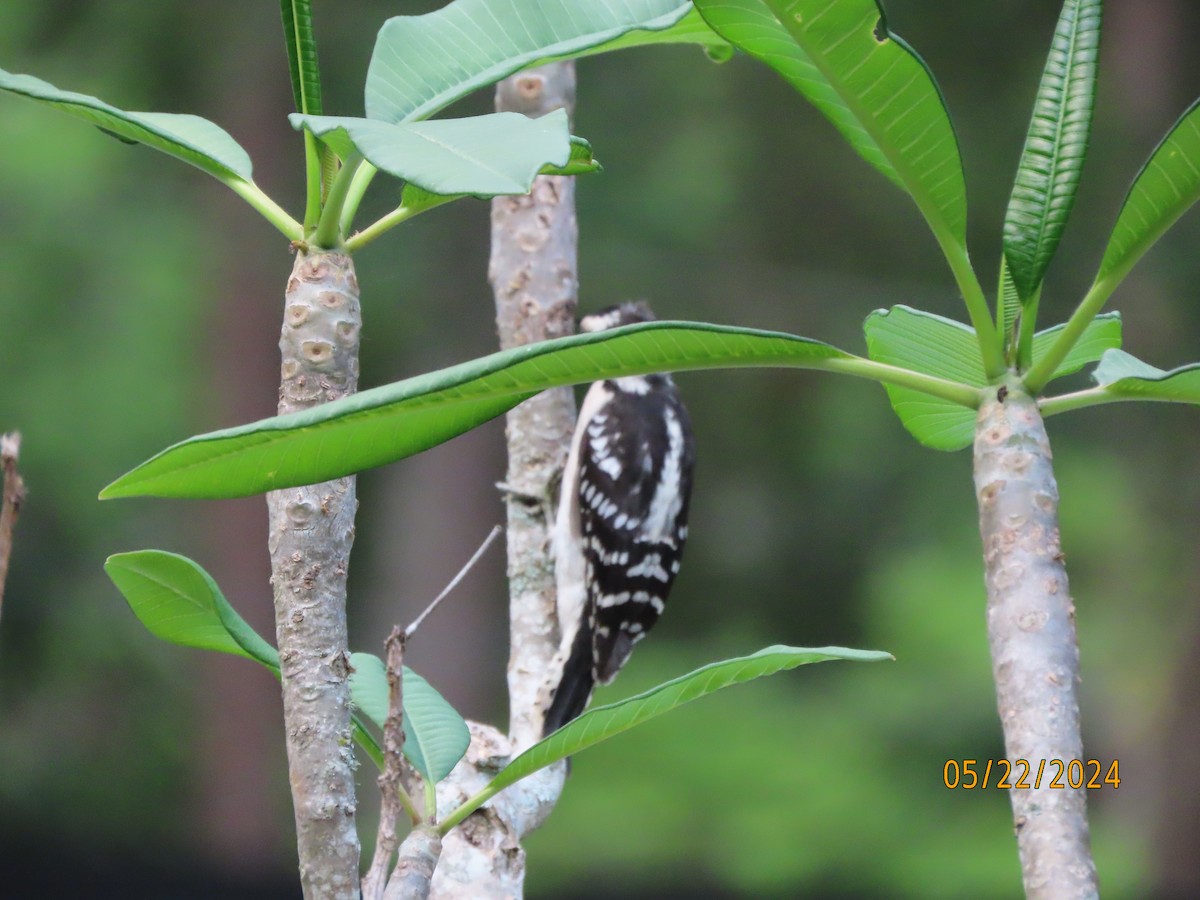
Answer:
(543, 302, 696, 735)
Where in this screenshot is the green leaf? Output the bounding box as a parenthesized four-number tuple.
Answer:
(387, 137, 599, 224)
(1032, 312, 1121, 378)
(0, 68, 253, 182)
(864, 306, 1120, 450)
(365, 0, 723, 124)
(1097, 97, 1200, 286)
(864, 307, 982, 451)
(543, 136, 601, 177)
(441, 646, 892, 831)
(696, 0, 966, 244)
(999, 257, 1023, 352)
(105, 550, 278, 664)
(280, 0, 323, 115)
(1090, 349, 1200, 403)
(101, 322, 850, 500)
(348, 653, 470, 784)
(1002, 0, 1101, 300)
(292, 110, 575, 197)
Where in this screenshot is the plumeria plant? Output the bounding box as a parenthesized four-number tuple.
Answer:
(89, 0, 1200, 895)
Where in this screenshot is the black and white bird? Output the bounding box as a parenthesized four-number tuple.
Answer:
(543, 302, 696, 735)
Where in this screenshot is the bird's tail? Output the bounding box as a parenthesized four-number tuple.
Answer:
(542, 620, 596, 737)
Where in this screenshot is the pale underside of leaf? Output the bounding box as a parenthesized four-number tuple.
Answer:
(292, 110, 573, 197)
(365, 0, 704, 123)
(1090, 349, 1200, 403)
(0, 68, 253, 181)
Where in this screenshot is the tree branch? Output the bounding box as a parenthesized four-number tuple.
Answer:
(268, 248, 362, 898)
(426, 61, 578, 898)
(973, 383, 1098, 898)
(0, 431, 26, 630)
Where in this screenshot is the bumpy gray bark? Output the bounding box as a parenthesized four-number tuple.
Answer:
(973, 384, 1098, 899)
(426, 61, 577, 899)
(267, 248, 362, 899)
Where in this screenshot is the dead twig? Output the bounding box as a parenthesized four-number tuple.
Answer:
(0, 432, 26, 627)
(367, 525, 502, 899)
(405, 525, 501, 640)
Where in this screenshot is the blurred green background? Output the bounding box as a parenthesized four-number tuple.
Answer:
(2, 1, 1199, 897)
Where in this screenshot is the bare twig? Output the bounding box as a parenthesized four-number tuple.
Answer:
(364, 627, 425, 900)
(405, 525, 502, 640)
(0, 431, 26, 626)
(974, 384, 1098, 898)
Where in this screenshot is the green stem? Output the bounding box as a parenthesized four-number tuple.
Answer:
(940, 238, 1006, 379)
(312, 153, 363, 249)
(439, 784, 495, 835)
(1023, 275, 1120, 393)
(823, 356, 983, 408)
(220, 177, 303, 242)
(1016, 287, 1040, 372)
(1038, 386, 1128, 417)
(302, 130, 323, 231)
(424, 780, 437, 823)
(338, 161, 379, 237)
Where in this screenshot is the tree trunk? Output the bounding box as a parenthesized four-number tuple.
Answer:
(267, 248, 362, 899)
(426, 60, 578, 899)
(973, 382, 1098, 899)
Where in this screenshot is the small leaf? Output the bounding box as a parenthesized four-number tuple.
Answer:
(293, 111, 574, 197)
(1097, 97, 1200, 286)
(1090, 349, 1200, 403)
(0, 68, 253, 182)
(105, 550, 277, 664)
(480, 647, 891, 799)
(864, 307, 981, 451)
(101, 322, 850, 500)
(999, 256, 1023, 354)
(349, 653, 470, 784)
(1031, 312, 1121, 378)
(696, 0, 966, 244)
(1002, 0, 1101, 300)
(542, 136, 601, 177)
(864, 306, 1121, 450)
(366, 0, 724, 124)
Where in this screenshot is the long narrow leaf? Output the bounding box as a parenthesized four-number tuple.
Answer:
(440, 646, 892, 831)
(0, 68, 252, 182)
(1002, 0, 1101, 301)
(1097, 98, 1200, 287)
(365, 0, 721, 123)
(100, 322, 850, 500)
(696, 0, 966, 245)
(280, 0, 323, 115)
